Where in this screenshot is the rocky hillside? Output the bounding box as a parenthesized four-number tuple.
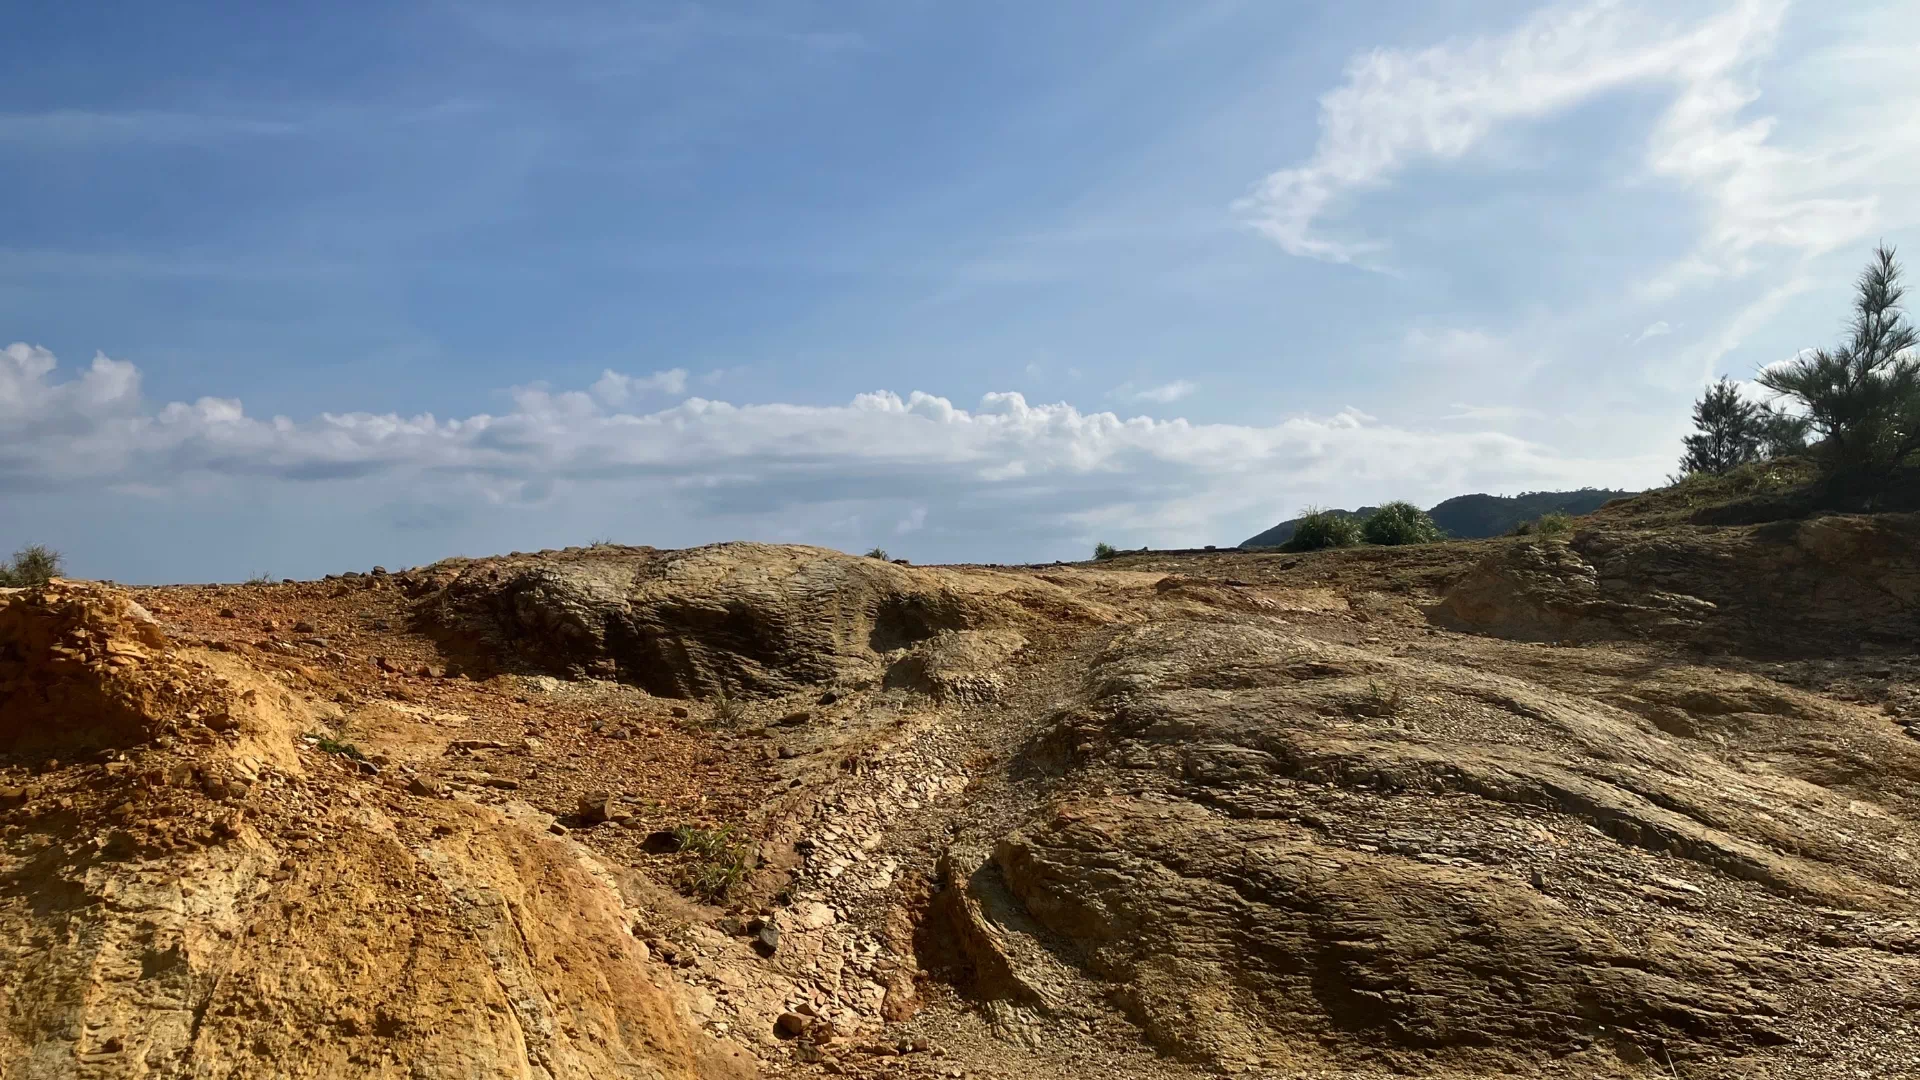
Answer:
(4, 512, 1920, 1078)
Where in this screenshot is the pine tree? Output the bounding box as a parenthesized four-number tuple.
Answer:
(1678, 378, 1764, 476)
(1759, 246, 1920, 479)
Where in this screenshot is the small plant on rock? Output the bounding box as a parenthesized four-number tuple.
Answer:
(865, 547, 890, 561)
(0, 544, 64, 587)
(1360, 502, 1444, 546)
(1285, 509, 1362, 552)
(1350, 678, 1405, 719)
(708, 691, 747, 728)
(1093, 542, 1119, 561)
(672, 824, 750, 902)
(308, 733, 367, 761)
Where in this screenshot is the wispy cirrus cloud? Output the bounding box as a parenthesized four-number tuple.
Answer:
(1127, 379, 1198, 404)
(450, 3, 866, 54)
(1245, 0, 1920, 399)
(1631, 320, 1673, 345)
(1237, 0, 1798, 267)
(1442, 403, 1545, 423)
(0, 109, 299, 146)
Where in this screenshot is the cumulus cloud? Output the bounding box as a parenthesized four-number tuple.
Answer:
(0, 344, 1665, 548)
(589, 367, 689, 405)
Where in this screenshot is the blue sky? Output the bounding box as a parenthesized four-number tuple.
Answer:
(4, 0, 1918, 582)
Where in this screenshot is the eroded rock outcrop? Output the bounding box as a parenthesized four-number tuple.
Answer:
(1432, 515, 1920, 650)
(0, 584, 754, 1080)
(414, 543, 1111, 697)
(935, 617, 1920, 1076)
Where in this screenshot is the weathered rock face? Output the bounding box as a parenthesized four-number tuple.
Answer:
(1432, 515, 1920, 650)
(0, 585, 753, 1080)
(996, 801, 1794, 1072)
(883, 629, 1029, 703)
(415, 543, 1107, 698)
(0, 582, 311, 770)
(936, 617, 1920, 1076)
(1, 583, 203, 752)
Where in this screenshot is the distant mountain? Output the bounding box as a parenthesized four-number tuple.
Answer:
(1238, 489, 1636, 549)
(1238, 507, 1375, 550)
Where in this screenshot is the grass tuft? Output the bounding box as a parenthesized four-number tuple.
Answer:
(308, 733, 366, 761)
(672, 824, 750, 902)
(1360, 501, 1444, 546)
(1285, 509, 1363, 552)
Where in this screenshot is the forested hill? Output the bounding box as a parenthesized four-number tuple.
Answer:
(1239, 488, 1635, 548)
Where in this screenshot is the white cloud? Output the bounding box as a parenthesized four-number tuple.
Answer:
(1130, 379, 1197, 403)
(1245, 0, 1920, 409)
(1441, 403, 1545, 423)
(0, 344, 1664, 547)
(589, 367, 689, 405)
(1631, 320, 1673, 344)
(1405, 327, 1500, 358)
(1401, 326, 1552, 375)
(1238, 0, 1796, 265)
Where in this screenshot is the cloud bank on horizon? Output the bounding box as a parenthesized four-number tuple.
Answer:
(1, 341, 1657, 571)
(2, 0, 1917, 580)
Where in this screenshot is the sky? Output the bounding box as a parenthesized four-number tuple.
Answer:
(4, 0, 1919, 582)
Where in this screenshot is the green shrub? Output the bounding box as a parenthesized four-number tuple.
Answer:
(672, 825, 750, 902)
(1284, 509, 1362, 552)
(865, 547, 890, 561)
(307, 733, 366, 761)
(1093, 542, 1119, 561)
(1660, 456, 1812, 511)
(1360, 501, 1444, 546)
(1513, 511, 1574, 538)
(0, 544, 63, 588)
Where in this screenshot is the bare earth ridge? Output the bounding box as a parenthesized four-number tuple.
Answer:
(3, 511, 1919, 1078)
